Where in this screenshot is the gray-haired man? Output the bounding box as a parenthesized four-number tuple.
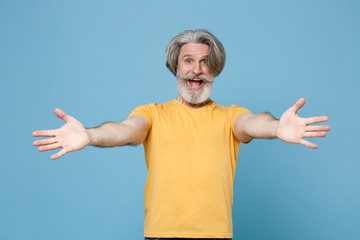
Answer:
(33, 29, 330, 240)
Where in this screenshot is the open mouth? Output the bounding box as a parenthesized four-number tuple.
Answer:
(187, 79, 204, 90)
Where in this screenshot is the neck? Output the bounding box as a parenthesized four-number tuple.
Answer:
(176, 95, 211, 109)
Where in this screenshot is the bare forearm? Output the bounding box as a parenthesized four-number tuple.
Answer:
(234, 98, 330, 148)
(87, 122, 137, 147)
(86, 115, 149, 147)
(243, 113, 279, 139)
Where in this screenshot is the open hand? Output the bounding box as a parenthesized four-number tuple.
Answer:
(276, 98, 330, 149)
(33, 109, 90, 160)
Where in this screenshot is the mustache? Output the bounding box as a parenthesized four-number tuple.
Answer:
(180, 74, 213, 83)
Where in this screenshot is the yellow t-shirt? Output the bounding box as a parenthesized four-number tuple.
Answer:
(129, 99, 251, 238)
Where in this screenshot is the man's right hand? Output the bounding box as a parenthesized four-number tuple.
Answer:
(33, 108, 90, 160)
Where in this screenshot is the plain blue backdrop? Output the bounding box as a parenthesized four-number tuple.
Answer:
(1, 0, 359, 239)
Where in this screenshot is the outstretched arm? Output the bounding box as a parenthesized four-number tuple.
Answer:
(33, 109, 149, 160)
(233, 98, 330, 149)
(87, 115, 149, 147)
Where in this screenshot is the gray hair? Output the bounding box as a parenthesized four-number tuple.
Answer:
(166, 29, 226, 77)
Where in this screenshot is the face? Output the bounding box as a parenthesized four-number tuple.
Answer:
(176, 43, 214, 105)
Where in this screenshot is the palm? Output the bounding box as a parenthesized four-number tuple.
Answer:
(33, 109, 90, 160)
(277, 98, 330, 149)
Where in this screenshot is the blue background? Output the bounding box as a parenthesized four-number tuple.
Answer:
(1, 0, 359, 239)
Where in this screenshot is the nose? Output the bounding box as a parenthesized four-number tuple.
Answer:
(191, 61, 203, 75)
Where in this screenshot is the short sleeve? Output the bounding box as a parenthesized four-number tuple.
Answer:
(231, 105, 251, 123)
(229, 105, 252, 144)
(128, 104, 153, 131)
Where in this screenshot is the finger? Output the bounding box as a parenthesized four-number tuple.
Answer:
(305, 125, 331, 132)
(51, 149, 67, 160)
(32, 130, 56, 137)
(292, 97, 306, 114)
(304, 132, 327, 138)
(33, 138, 57, 146)
(305, 116, 329, 125)
(54, 108, 71, 122)
(300, 139, 318, 149)
(38, 143, 61, 152)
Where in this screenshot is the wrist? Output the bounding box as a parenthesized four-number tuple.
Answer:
(273, 120, 280, 138)
(86, 128, 96, 145)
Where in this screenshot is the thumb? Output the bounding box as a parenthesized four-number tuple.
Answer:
(292, 97, 306, 115)
(54, 108, 71, 122)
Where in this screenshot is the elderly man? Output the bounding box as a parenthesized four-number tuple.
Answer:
(33, 29, 330, 240)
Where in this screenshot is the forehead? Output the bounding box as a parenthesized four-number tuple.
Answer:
(179, 43, 209, 57)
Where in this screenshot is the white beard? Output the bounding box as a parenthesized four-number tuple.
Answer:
(176, 74, 214, 105)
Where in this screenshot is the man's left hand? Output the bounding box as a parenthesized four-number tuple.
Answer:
(277, 98, 330, 149)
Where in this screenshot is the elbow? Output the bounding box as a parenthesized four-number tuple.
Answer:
(128, 139, 144, 146)
(122, 123, 147, 146)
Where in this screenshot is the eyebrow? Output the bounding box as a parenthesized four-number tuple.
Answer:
(182, 54, 209, 59)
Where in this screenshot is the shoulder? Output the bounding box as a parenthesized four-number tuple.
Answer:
(129, 100, 177, 115)
(210, 101, 251, 115)
(229, 104, 252, 115)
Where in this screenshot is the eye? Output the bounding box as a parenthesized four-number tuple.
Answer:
(201, 59, 208, 64)
(185, 59, 192, 64)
